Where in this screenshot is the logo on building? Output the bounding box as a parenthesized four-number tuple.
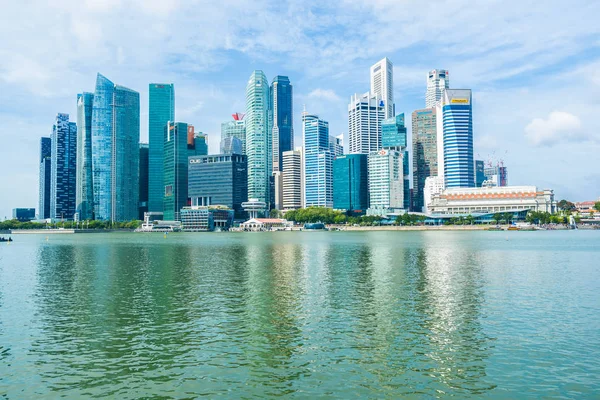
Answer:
(190, 159, 201, 164)
(451, 98, 469, 104)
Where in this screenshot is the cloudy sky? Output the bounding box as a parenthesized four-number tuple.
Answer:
(1, 0, 599, 218)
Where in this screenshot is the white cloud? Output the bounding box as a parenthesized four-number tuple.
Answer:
(307, 88, 341, 102)
(524, 111, 586, 147)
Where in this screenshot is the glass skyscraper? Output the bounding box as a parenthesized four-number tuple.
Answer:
(412, 108, 438, 212)
(382, 114, 407, 149)
(221, 113, 246, 154)
(91, 73, 140, 222)
(50, 113, 77, 220)
(163, 122, 190, 221)
(38, 137, 52, 219)
(475, 160, 485, 187)
(76, 92, 94, 220)
(148, 83, 175, 213)
(139, 143, 149, 219)
(245, 71, 271, 205)
(270, 76, 293, 172)
(333, 154, 369, 214)
(303, 113, 333, 208)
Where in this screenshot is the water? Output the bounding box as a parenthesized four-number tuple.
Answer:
(0, 231, 599, 398)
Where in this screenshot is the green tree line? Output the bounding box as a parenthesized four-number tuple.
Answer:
(0, 219, 141, 230)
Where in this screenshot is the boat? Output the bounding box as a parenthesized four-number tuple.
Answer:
(0, 237, 13, 242)
(487, 226, 503, 231)
(303, 222, 328, 230)
(507, 226, 520, 231)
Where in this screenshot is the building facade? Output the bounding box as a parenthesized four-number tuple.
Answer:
(282, 149, 303, 210)
(76, 92, 94, 220)
(148, 83, 175, 213)
(382, 114, 407, 149)
(426, 69, 449, 108)
(188, 154, 248, 218)
(270, 76, 293, 172)
(423, 176, 445, 214)
(139, 143, 149, 220)
(348, 92, 385, 154)
(50, 113, 77, 221)
(367, 149, 404, 213)
(38, 137, 52, 219)
(221, 136, 243, 155)
(303, 113, 333, 208)
(91, 73, 140, 222)
(412, 108, 438, 211)
(484, 164, 508, 187)
(475, 160, 485, 187)
(333, 154, 369, 213)
(245, 71, 271, 205)
(370, 57, 394, 119)
(221, 113, 246, 154)
(13, 208, 36, 222)
(163, 122, 191, 221)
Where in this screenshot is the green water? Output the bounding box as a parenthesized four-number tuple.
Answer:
(0, 231, 598, 398)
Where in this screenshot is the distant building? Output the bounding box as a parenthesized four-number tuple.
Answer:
(188, 153, 248, 218)
(412, 108, 438, 211)
(148, 83, 175, 213)
(76, 92, 94, 220)
(180, 206, 235, 231)
(303, 113, 333, 208)
(423, 176, 445, 214)
(272, 171, 283, 210)
(426, 69, 449, 108)
(370, 57, 394, 119)
(429, 186, 556, 214)
(139, 143, 149, 220)
(382, 114, 407, 149)
(50, 113, 77, 221)
(221, 136, 243, 155)
(475, 160, 486, 187)
(282, 149, 303, 210)
(333, 154, 369, 214)
(367, 149, 405, 215)
(484, 164, 508, 187)
(13, 208, 35, 222)
(38, 137, 52, 219)
(329, 134, 344, 156)
(221, 113, 246, 154)
(348, 92, 385, 154)
(192, 131, 208, 156)
(163, 122, 191, 221)
(270, 76, 293, 173)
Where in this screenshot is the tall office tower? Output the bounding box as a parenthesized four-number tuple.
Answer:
(282, 149, 303, 210)
(303, 113, 333, 208)
(270, 76, 293, 172)
(329, 135, 344, 156)
(425, 69, 449, 108)
(221, 136, 243, 155)
(436, 89, 474, 188)
(38, 137, 52, 219)
(193, 132, 208, 156)
(403, 150, 411, 210)
(370, 57, 394, 118)
(348, 92, 385, 154)
(333, 154, 369, 214)
(382, 113, 407, 150)
(188, 154, 248, 218)
(148, 83, 175, 213)
(367, 149, 404, 212)
(475, 160, 485, 187)
(163, 122, 190, 221)
(50, 113, 77, 220)
(245, 71, 271, 205)
(139, 143, 149, 220)
(412, 108, 438, 211)
(76, 92, 94, 220)
(91, 73, 140, 222)
(221, 113, 246, 154)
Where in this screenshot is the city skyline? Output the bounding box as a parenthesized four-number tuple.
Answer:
(1, 1, 599, 217)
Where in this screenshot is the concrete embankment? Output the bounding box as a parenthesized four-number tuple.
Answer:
(330, 225, 490, 231)
(10, 229, 127, 234)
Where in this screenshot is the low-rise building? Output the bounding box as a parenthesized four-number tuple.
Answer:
(180, 206, 235, 231)
(240, 218, 291, 231)
(429, 185, 556, 214)
(575, 200, 599, 217)
(12, 208, 36, 222)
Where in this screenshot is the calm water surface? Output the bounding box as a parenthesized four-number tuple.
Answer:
(0, 231, 599, 398)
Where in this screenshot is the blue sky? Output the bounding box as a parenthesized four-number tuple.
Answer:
(1, 0, 600, 218)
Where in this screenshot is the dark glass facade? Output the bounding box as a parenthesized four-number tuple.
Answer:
(475, 160, 485, 187)
(270, 76, 293, 172)
(139, 143, 149, 220)
(333, 154, 368, 213)
(188, 154, 248, 218)
(50, 113, 77, 220)
(13, 208, 36, 222)
(76, 92, 94, 220)
(163, 122, 190, 221)
(381, 114, 407, 149)
(412, 108, 438, 211)
(39, 137, 51, 219)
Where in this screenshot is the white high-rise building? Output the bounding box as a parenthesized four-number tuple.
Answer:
(282, 148, 303, 210)
(426, 69, 449, 108)
(348, 92, 385, 154)
(423, 176, 445, 214)
(370, 57, 394, 119)
(367, 149, 404, 214)
(329, 135, 344, 156)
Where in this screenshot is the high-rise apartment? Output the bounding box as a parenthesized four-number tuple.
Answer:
(76, 92, 94, 220)
(348, 92, 385, 154)
(38, 137, 52, 219)
(91, 73, 140, 222)
(245, 71, 271, 205)
(148, 83, 175, 213)
(50, 113, 77, 220)
(436, 89, 474, 188)
(425, 69, 449, 108)
(370, 57, 394, 119)
(333, 154, 369, 214)
(270, 76, 293, 172)
(411, 108, 438, 211)
(282, 149, 303, 210)
(303, 113, 333, 208)
(221, 113, 246, 154)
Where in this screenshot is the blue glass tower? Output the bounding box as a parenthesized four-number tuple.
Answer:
(475, 160, 485, 187)
(382, 114, 407, 149)
(91, 73, 140, 222)
(76, 92, 94, 220)
(38, 137, 52, 219)
(333, 154, 368, 213)
(303, 113, 333, 208)
(442, 89, 474, 188)
(148, 83, 175, 213)
(163, 122, 190, 221)
(270, 76, 293, 172)
(50, 113, 77, 220)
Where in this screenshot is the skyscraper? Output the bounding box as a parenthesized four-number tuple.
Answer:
(221, 136, 243, 155)
(245, 71, 271, 205)
(139, 143, 149, 219)
(412, 108, 438, 211)
(91, 73, 140, 222)
(38, 137, 51, 219)
(282, 149, 303, 210)
(50, 113, 77, 220)
(148, 83, 175, 213)
(221, 113, 246, 154)
(303, 113, 333, 208)
(333, 154, 369, 214)
(76, 92, 94, 220)
(437, 89, 474, 188)
(163, 122, 190, 221)
(475, 160, 485, 187)
(370, 57, 394, 119)
(270, 76, 293, 172)
(368, 149, 404, 212)
(382, 114, 407, 150)
(425, 69, 449, 108)
(348, 92, 385, 154)
(329, 135, 344, 156)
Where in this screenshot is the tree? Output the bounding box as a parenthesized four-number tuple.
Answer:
(269, 209, 282, 219)
(594, 202, 600, 212)
(492, 213, 503, 224)
(557, 199, 576, 212)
